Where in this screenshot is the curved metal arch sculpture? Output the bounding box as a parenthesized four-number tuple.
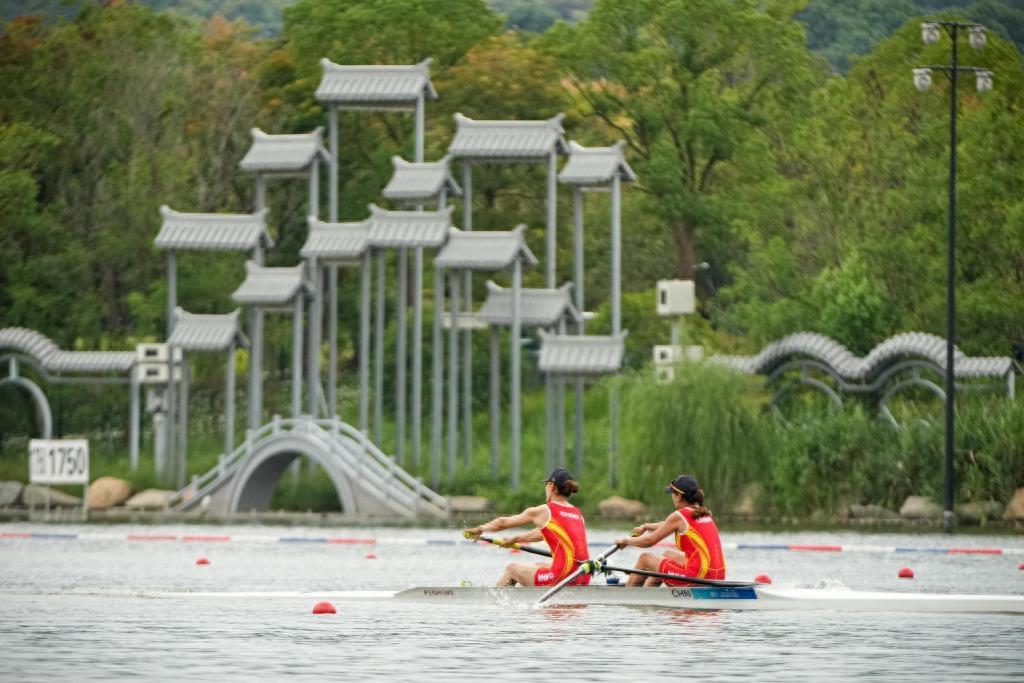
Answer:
(712, 331, 1016, 427)
(0, 374, 53, 438)
(765, 359, 844, 422)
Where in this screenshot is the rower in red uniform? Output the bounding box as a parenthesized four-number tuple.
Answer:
(614, 474, 726, 586)
(465, 468, 590, 587)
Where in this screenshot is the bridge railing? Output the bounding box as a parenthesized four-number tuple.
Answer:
(168, 416, 450, 515)
(315, 418, 450, 514)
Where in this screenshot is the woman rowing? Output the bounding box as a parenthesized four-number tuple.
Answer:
(615, 474, 726, 586)
(464, 468, 590, 587)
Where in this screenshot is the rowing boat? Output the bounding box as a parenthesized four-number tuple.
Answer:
(393, 584, 1024, 614)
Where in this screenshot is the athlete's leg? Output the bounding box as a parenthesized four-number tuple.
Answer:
(646, 549, 689, 586)
(626, 552, 662, 587)
(498, 562, 540, 586)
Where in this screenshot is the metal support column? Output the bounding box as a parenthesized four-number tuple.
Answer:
(292, 295, 304, 419)
(431, 263, 444, 488)
(573, 187, 585, 476)
(327, 264, 338, 417)
(177, 355, 188, 489)
(489, 325, 500, 476)
(307, 258, 321, 419)
(511, 259, 522, 491)
(225, 344, 236, 456)
(166, 251, 176, 337)
(609, 172, 622, 488)
(374, 250, 385, 444)
(129, 374, 139, 471)
(248, 309, 263, 430)
(447, 272, 460, 479)
(396, 246, 408, 463)
(412, 247, 424, 466)
(461, 162, 473, 467)
(359, 253, 371, 435)
(328, 106, 338, 221)
(943, 27, 960, 534)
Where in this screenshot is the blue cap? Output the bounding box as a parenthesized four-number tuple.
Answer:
(542, 468, 574, 487)
(665, 475, 700, 498)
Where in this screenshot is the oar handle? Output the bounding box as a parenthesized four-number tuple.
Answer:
(470, 534, 553, 558)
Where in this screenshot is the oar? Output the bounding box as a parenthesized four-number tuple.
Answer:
(470, 534, 552, 558)
(535, 544, 620, 606)
(602, 563, 758, 588)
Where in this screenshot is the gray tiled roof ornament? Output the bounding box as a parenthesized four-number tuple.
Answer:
(154, 205, 274, 252)
(231, 262, 311, 307)
(239, 128, 331, 174)
(712, 331, 1015, 382)
(559, 140, 637, 188)
(435, 225, 538, 271)
(448, 112, 569, 161)
(0, 327, 135, 374)
(301, 216, 370, 263)
(315, 58, 437, 111)
(167, 308, 248, 353)
(365, 203, 453, 249)
(476, 281, 581, 328)
(382, 155, 462, 206)
(538, 330, 628, 376)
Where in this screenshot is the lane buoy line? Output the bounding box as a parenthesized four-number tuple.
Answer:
(1, 531, 1022, 556)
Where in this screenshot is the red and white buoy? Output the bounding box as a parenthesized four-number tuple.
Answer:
(312, 601, 336, 615)
(898, 567, 915, 579)
(1018, 562, 1023, 571)
(195, 557, 210, 566)
(365, 552, 378, 560)
(755, 573, 772, 584)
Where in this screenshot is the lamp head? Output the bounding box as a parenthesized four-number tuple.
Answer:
(968, 26, 987, 50)
(975, 70, 993, 93)
(921, 22, 941, 45)
(913, 68, 933, 92)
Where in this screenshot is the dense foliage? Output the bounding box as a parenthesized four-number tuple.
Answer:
(1, 0, 1022, 512)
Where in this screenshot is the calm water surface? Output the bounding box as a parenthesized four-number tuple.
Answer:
(2, 524, 1023, 681)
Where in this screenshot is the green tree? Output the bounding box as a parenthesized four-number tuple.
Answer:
(548, 0, 823, 282)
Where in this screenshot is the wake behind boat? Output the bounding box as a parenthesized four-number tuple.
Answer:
(393, 584, 1024, 614)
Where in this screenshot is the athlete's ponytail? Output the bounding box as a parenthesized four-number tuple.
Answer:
(556, 479, 579, 497)
(685, 488, 712, 519)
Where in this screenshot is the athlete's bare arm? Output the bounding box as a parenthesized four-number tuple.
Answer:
(501, 527, 544, 545)
(464, 505, 548, 539)
(615, 511, 686, 549)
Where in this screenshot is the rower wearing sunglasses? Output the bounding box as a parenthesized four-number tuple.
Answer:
(615, 474, 726, 586)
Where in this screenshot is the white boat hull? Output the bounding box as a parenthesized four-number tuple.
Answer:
(393, 585, 1024, 614)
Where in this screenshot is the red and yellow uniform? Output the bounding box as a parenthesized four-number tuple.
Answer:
(658, 507, 726, 586)
(534, 501, 591, 586)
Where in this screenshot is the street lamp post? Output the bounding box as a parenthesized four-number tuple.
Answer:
(912, 21, 992, 534)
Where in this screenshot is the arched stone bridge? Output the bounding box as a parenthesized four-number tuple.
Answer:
(167, 416, 449, 519)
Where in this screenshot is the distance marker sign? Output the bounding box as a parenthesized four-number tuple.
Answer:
(29, 439, 89, 485)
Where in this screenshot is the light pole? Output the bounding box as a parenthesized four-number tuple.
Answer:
(912, 21, 993, 534)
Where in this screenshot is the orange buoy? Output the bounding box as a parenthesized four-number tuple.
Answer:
(898, 566, 914, 579)
(754, 573, 772, 584)
(312, 601, 336, 615)
(365, 552, 378, 559)
(1018, 562, 1023, 571)
(195, 557, 210, 566)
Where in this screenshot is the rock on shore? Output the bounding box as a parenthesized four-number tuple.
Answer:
(848, 504, 898, 520)
(899, 496, 942, 519)
(86, 477, 133, 509)
(955, 501, 1003, 523)
(125, 489, 175, 510)
(0, 481, 24, 507)
(598, 496, 647, 520)
(21, 484, 82, 507)
(1004, 488, 1024, 521)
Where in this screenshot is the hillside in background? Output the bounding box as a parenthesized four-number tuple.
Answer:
(2, 1, 1021, 69)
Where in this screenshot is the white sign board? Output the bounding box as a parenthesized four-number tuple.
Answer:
(29, 439, 89, 485)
